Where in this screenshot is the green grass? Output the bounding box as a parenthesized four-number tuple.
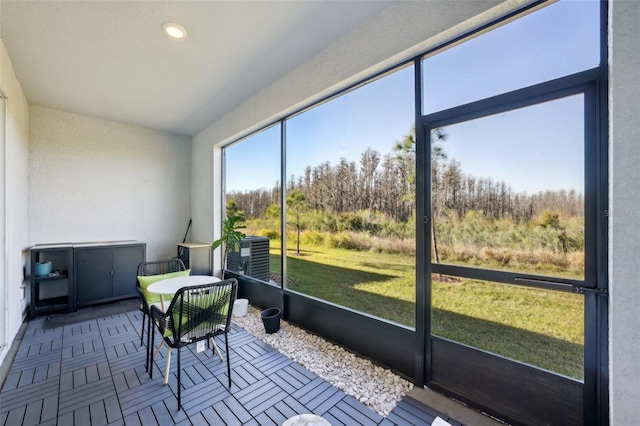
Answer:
(432, 278, 583, 379)
(268, 240, 584, 380)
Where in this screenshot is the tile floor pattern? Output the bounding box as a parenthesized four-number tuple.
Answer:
(0, 309, 460, 426)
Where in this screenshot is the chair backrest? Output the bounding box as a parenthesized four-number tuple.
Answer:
(137, 258, 187, 277)
(165, 278, 238, 346)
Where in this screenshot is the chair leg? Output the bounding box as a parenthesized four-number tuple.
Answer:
(225, 333, 231, 388)
(153, 341, 166, 359)
(140, 312, 146, 346)
(210, 337, 223, 361)
(144, 314, 148, 372)
(145, 314, 152, 373)
(164, 348, 171, 385)
(177, 348, 181, 410)
(149, 333, 168, 382)
(150, 326, 155, 379)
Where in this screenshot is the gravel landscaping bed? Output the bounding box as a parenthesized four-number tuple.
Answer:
(232, 305, 414, 417)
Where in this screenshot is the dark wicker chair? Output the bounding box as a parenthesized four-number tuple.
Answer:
(136, 258, 188, 371)
(150, 278, 237, 410)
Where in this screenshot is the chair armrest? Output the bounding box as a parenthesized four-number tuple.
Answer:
(135, 286, 149, 312)
(150, 303, 171, 334)
(150, 304, 168, 320)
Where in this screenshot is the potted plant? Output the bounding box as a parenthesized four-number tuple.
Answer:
(211, 213, 246, 279)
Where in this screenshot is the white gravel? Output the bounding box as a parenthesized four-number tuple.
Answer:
(232, 305, 413, 417)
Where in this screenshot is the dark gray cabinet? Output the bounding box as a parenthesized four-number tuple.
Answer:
(29, 241, 146, 318)
(30, 244, 74, 319)
(74, 242, 145, 306)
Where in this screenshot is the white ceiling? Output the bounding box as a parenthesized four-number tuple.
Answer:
(0, 1, 394, 136)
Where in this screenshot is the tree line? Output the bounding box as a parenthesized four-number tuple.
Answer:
(228, 134, 583, 225)
(433, 158, 583, 221)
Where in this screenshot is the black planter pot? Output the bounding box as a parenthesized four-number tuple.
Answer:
(260, 308, 281, 334)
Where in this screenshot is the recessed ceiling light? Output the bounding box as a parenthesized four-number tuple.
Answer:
(162, 22, 187, 39)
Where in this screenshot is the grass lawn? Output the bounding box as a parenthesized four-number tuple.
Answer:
(269, 241, 584, 380)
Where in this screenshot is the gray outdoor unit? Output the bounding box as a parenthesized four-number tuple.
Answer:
(226, 236, 270, 281)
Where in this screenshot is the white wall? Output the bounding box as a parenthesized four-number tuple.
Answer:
(191, 0, 531, 274)
(609, 0, 640, 423)
(0, 39, 30, 367)
(29, 107, 192, 262)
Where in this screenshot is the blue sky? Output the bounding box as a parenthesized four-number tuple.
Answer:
(440, 94, 585, 194)
(226, 0, 599, 196)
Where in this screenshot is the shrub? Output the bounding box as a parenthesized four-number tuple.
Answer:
(257, 228, 280, 240)
(568, 251, 585, 271)
(377, 218, 412, 238)
(300, 230, 325, 246)
(339, 213, 365, 232)
(535, 210, 561, 229)
(383, 237, 416, 255)
(327, 233, 358, 249)
(305, 210, 338, 233)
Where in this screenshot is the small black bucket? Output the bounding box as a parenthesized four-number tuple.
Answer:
(260, 308, 281, 334)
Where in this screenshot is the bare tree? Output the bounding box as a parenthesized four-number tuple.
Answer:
(286, 190, 309, 255)
(360, 148, 380, 211)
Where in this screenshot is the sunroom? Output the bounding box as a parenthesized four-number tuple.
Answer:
(0, 1, 637, 425)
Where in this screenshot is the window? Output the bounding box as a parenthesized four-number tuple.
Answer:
(422, 0, 600, 381)
(224, 124, 281, 284)
(284, 66, 416, 325)
(431, 94, 585, 280)
(422, 0, 600, 114)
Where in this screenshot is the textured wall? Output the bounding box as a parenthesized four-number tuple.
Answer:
(0, 39, 30, 366)
(29, 106, 192, 262)
(609, 0, 640, 423)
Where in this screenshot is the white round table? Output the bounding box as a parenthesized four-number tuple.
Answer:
(147, 275, 221, 310)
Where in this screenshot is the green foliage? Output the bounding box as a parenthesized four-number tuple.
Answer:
(286, 190, 308, 212)
(299, 230, 325, 246)
(535, 210, 561, 229)
(257, 228, 280, 240)
(338, 213, 365, 232)
(211, 214, 246, 251)
(305, 210, 338, 233)
(211, 214, 247, 277)
(392, 126, 448, 159)
(326, 233, 358, 249)
(378, 218, 412, 238)
(289, 209, 411, 238)
(430, 209, 584, 276)
(225, 200, 245, 221)
(243, 205, 584, 277)
(265, 203, 280, 220)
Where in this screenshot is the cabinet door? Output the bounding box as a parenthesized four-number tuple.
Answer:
(75, 248, 112, 304)
(112, 245, 145, 298)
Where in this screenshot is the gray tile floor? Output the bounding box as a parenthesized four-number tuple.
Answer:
(1, 306, 459, 426)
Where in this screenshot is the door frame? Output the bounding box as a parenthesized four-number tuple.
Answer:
(414, 69, 608, 425)
(0, 87, 7, 353)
